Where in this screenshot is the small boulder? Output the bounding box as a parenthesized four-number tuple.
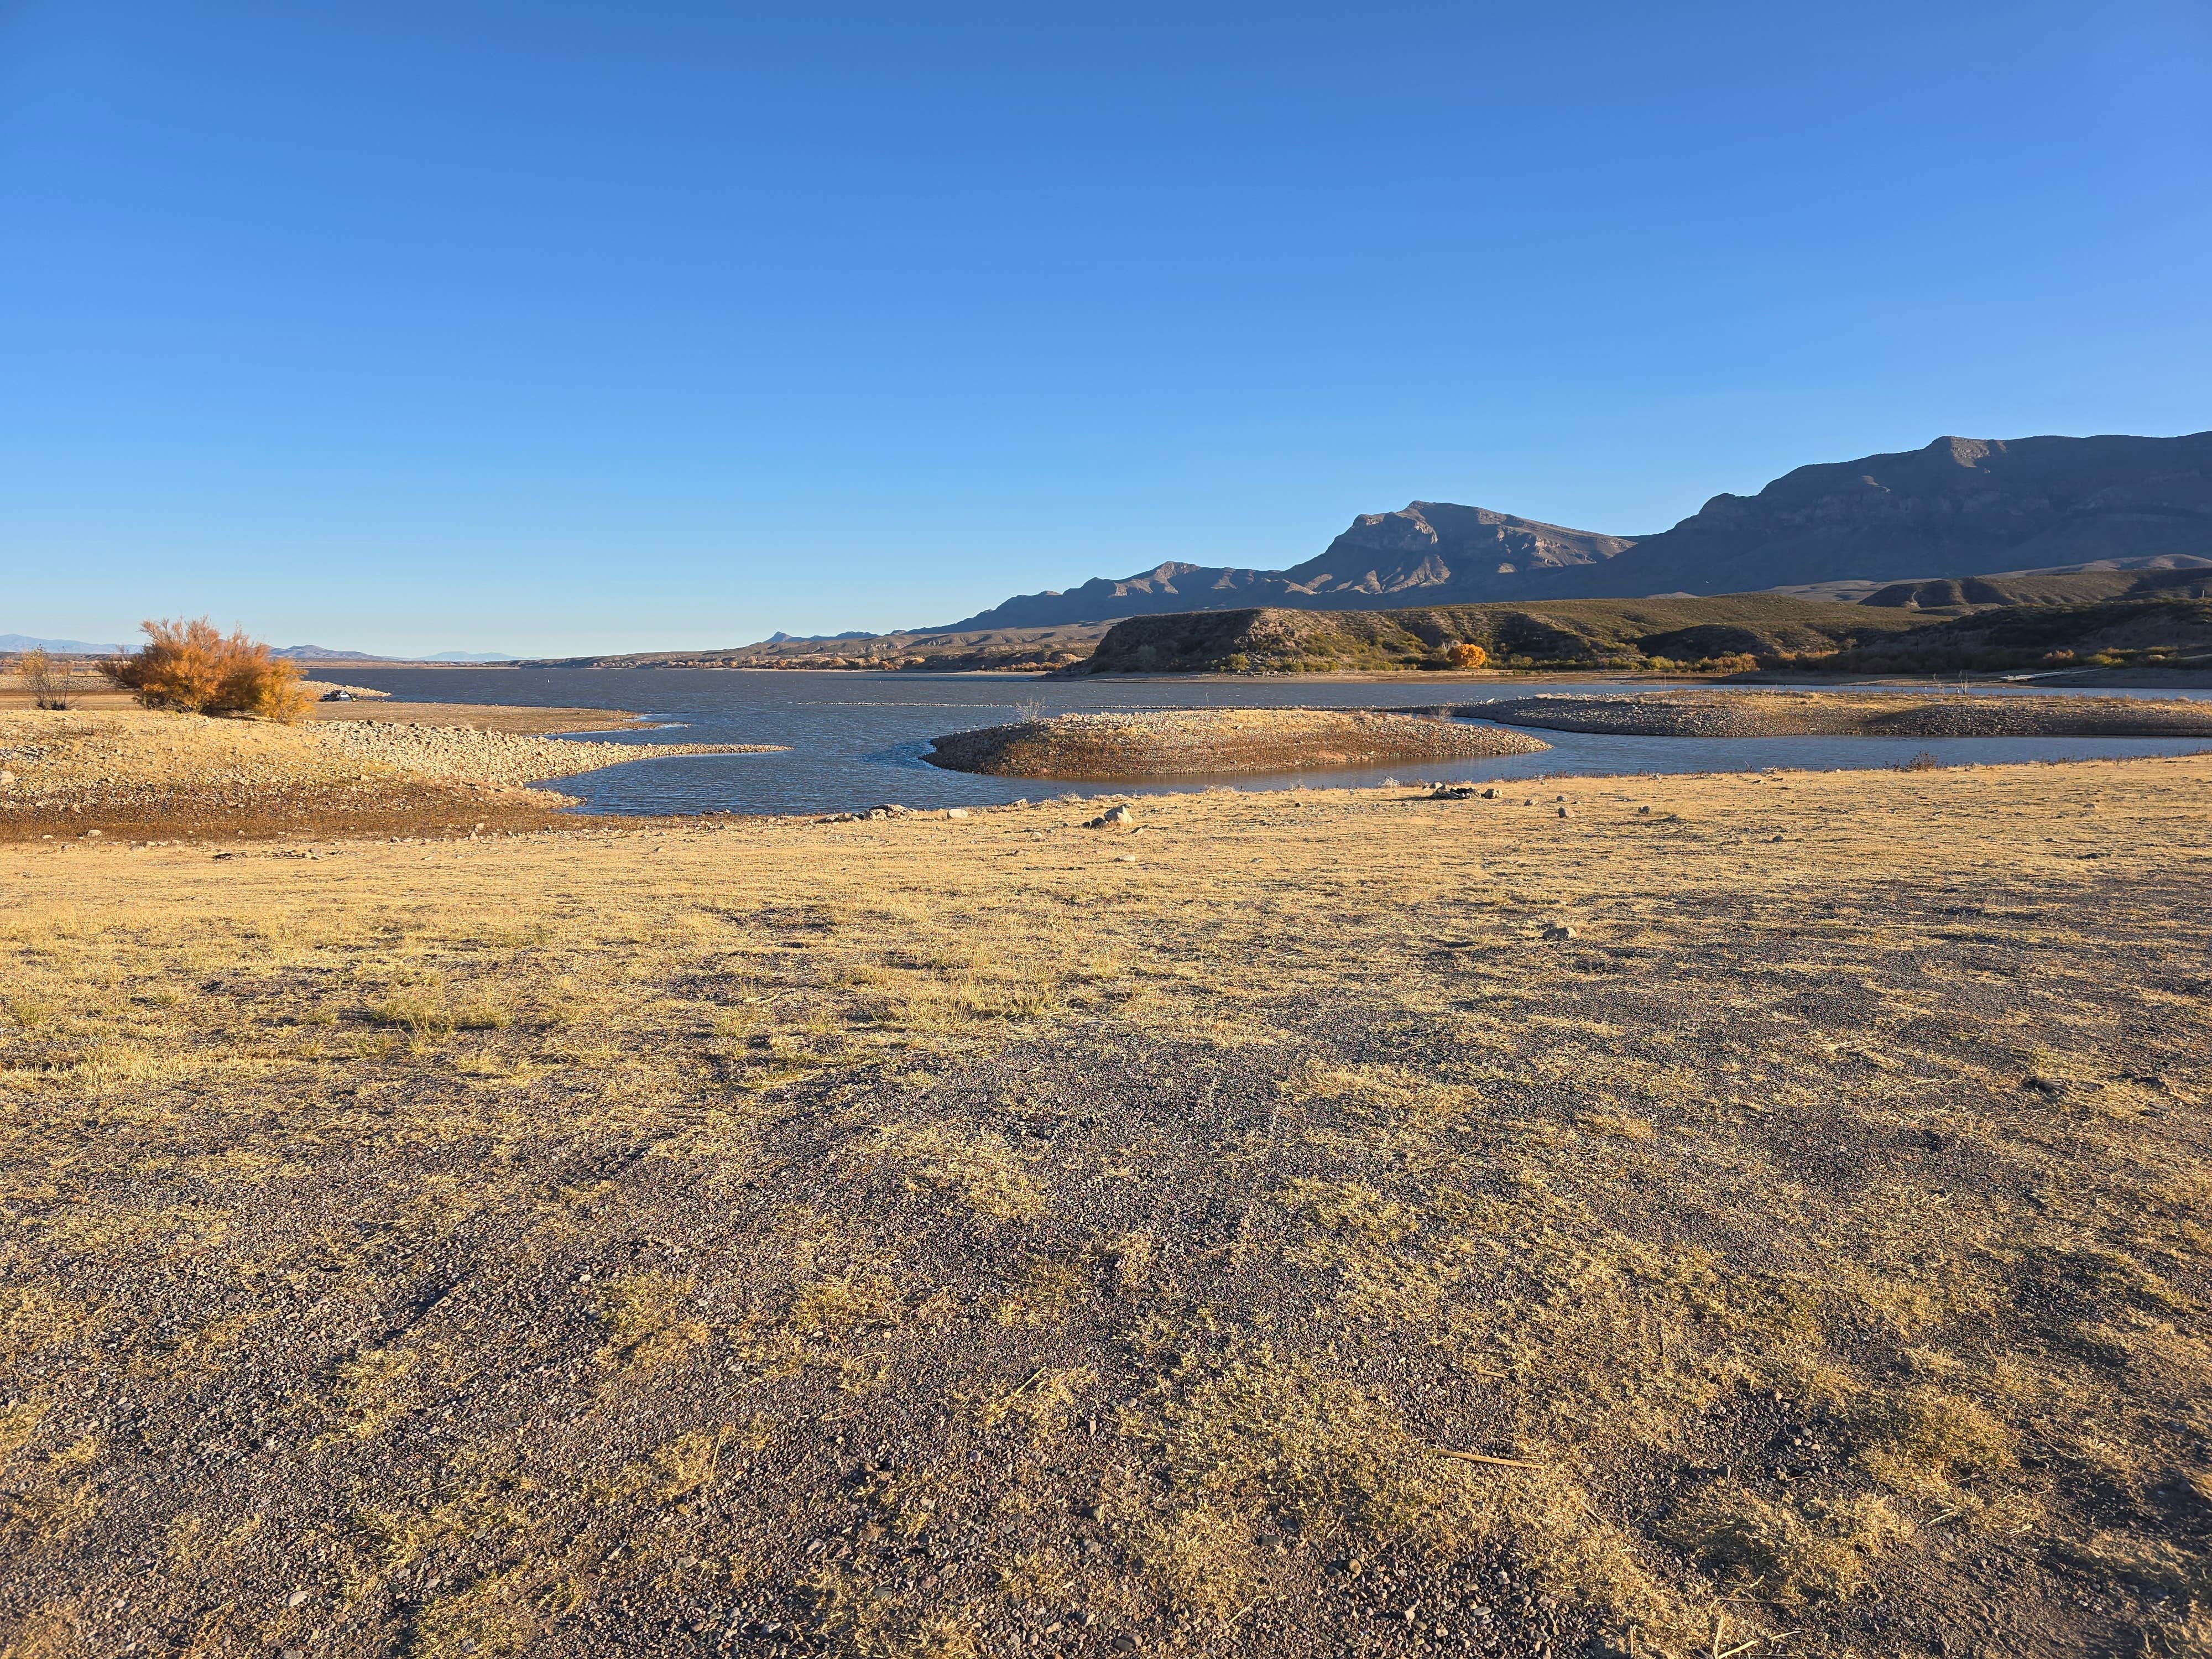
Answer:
(1542, 923, 1576, 941)
(1083, 805, 1135, 828)
(1556, 805, 1573, 818)
(944, 807, 969, 818)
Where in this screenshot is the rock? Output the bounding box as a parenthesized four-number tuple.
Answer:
(1083, 805, 1135, 828)
(1556, 805, 1573, 818)
(1428, 784, 1479, 800)
(1542, 924, 1576, 941)
(944, 808, 969, 818)
(287, 1590, 310, 1609)
(1636, 805, 1651, 813)
(1111, 1638, 1139, 1654)
(1479, 786, 1499, 799)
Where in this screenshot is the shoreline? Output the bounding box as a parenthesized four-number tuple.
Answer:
(0, 705, 784, 844)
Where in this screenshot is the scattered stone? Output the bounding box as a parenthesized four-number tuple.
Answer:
(287, 1590, 310, 1608)
(945, 808, 969, 818)
(1556, 805, 1573, 818)
(1637, 805, 1651, 813)
(1083, 805, 1135, 828)
(1542, 924, 1576, 941)
(1479, 786, 1499, 799)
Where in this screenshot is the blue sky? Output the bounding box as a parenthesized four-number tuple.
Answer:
(3, 1, 2207, 655)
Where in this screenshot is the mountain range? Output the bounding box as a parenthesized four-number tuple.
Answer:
(1, 633, 126, 655)
(946, 431, 2212, 629)
(272, 646, 518, 663)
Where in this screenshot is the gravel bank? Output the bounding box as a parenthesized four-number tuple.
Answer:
(1480, 688, 2212, 738)
(927, 707, 1548, 779)
(0, 708, 780, 841)
(312, 718, 776, 785)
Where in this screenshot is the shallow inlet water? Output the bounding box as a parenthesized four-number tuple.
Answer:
(330, 667, 2212, 817)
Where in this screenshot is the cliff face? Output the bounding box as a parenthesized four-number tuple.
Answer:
(945, 432, 2212, 629)
(1279, 503, 1636, 595)
(1558, 432, 2212, 597)
(945, 508, 1635, 629)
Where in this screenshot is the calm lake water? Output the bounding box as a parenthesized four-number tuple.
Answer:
(327, 667, 2212, 818)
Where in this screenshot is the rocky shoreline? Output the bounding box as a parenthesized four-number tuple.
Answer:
(0, 708, 782, 842)
(927, 707, 1549, 780)
(1478, 688, 2212, 739)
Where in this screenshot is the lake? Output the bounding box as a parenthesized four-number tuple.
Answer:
(325, 667, 2212, 817)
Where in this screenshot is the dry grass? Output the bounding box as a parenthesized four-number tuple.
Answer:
(1, 756, 2209, 1655)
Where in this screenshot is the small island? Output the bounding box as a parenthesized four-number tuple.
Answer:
(926, 706, 1548, 780)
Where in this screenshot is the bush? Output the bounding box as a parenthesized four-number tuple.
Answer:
(16, 647, 72, 709)
(1446, 642, 1488, 669)
(100, 617, 309, 721)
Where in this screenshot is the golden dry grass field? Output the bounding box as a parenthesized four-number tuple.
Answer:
(2, 757, 2209, 1659)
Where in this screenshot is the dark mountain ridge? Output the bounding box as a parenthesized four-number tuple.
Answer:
(946, 431, 2212, 628)
(946, 507, 1635, 629)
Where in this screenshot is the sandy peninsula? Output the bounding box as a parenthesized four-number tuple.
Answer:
(0, 705, 782, 843)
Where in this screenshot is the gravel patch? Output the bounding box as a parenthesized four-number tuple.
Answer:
(927, 707, 1548, 780)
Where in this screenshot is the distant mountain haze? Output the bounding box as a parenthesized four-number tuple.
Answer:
(945, 432, 2212, 628)
(0, 634, 124, 654)
(271, 646, 517, 663)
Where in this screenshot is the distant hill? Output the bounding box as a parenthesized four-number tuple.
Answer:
(1557, 432, 2212, 598)
(1858, 557, 2212, 610)
(519, 621, 1113, 673)
(943, 432, 2212, 628)
(1065, 596, 1938, 676)
(1, 633, 123, 655)
(1811, 597, 2212, 675)
(273, 646, 517, 664)
(946, 507, 1636, 629)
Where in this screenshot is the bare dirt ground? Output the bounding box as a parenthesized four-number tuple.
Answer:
(0, 707, 779, 845)
(1481, 690, 2212, 740)
(2, 758, 2209, 1657)
(927, 710, 1548, 780)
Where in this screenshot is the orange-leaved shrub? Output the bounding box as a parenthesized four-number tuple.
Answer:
(1446, 642, 1488, 669)
(100, 618, 310, 721)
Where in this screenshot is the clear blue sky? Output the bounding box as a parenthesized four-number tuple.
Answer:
(3, 1, 2207, 655)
